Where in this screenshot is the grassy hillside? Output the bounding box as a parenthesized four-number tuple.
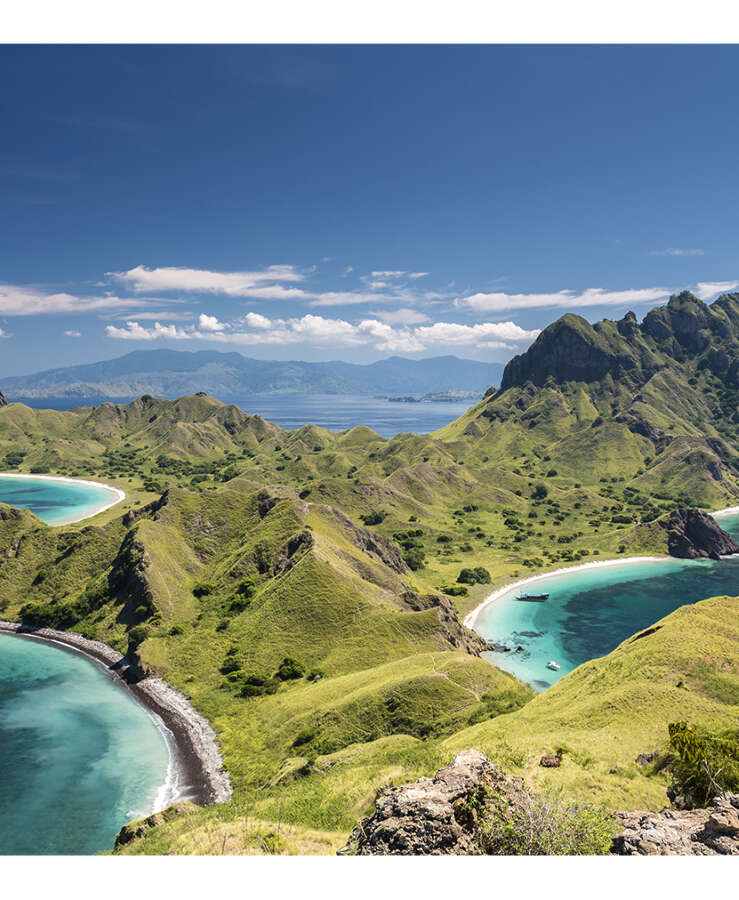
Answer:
(0, 291, 736, 854)
(442, 595, 739, 810)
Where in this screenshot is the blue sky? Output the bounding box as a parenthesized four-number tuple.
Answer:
(1, 44, 738, 376)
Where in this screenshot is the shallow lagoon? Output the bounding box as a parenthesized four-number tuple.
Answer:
(0, 634, 172, 854)
(474, 512, 739, 691)
(0, 475, 122, 525)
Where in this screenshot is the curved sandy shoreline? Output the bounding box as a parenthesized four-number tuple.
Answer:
(464, 504, 739, 630)
(0, 621, 232, 811)
(0, 472, 126, 524)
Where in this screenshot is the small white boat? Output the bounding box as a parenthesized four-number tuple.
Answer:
(546, 660, 560, 671)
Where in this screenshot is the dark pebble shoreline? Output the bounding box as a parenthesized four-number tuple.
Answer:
(0, 621, 232, 810)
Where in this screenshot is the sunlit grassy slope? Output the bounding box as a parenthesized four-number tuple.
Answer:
(0, 291, 736, 854)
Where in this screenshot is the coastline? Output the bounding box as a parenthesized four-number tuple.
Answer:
(463, 555, 671, 630)
(464, 504, 739, 631)
(0, 621, 232, 811)
(0, 472, 126, 524)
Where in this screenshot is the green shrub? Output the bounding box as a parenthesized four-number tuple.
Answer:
(239, 673, 279, 698)
(275, 656, 305, 681)
(666, 722, 739, 808)
(361, 510, 387, 526)
(228, 596, 251, 614)
(293, 728, 317, 748)
(236, 578, 256, 597)
(457, 566, 491, 585)
(477, 788, 615, 855)
(4, 450, 26, 468)
(169, 624, 184, 636)
(441, 584, 469, 597)
(532, 483, 548, 500)
(403, 546, 426, 570)
(192, 581, 215, 597)
(128, 625, 149, 649)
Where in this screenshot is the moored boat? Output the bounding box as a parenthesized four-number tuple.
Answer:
(515, 592, 550, 602)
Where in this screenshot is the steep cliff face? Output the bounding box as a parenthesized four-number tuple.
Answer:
(661, 509, 739, 560)
(500, 292, 738, 393)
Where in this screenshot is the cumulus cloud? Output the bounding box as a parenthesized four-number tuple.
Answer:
(0, 284, 152, 316)
(198, 313, 226, 332)
(694, 281, 739, 300)
(65, 329, 81, 337)
(104, 311, 539, 355)
(242, 311, 272, 329)
(109, 264, 305, 295)
(105, 321, 191, 340)
(456, 287, 671, 313)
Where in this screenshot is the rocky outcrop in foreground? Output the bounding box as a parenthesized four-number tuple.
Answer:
(0, 390, 6, 407)
(341, 750, 738, 856)
(339, 750, 524, 855)
(613, 795, 739, 855)
(661, 508, 739, 560)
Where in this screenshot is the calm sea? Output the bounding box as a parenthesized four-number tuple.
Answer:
(10, 393, 476, 438)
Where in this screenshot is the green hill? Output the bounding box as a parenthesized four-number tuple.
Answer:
(0, 290, 736, 854)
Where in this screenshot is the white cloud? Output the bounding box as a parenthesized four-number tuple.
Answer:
(65, 329, 81, 337)
(371, 270, 406, 278)
(103, 310, 539, 355)
(694, 281, 739, 300)
(105, 321, 191, 340)
(456, 287, 671, 313)
(198, 313, 226, 332)
(408, 272, 429, 279)
(109, 264, 305, 295)
(242, 311, 272, 329)
(368, 308, 431, 325)
(0, 284, 152, 316)
(416, 321, 540, 346)
(342, 266, 353, 276)
(648, 248, 706, 257)
(0, 328, 5, 338)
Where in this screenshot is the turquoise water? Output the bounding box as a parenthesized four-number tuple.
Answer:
(0, 634, 172, 855)
(0, 475, 121, 525)
(475, 512, 739, 692)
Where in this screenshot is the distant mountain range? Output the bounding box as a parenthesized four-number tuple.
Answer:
(0, 350, 505, 400)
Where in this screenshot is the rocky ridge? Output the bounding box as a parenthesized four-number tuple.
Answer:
(341, 749, 739, 856)
(613, 794, 739, 855)
(661, 508, 739, 559)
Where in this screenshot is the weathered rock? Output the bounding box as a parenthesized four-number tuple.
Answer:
(115, 802, 198, 847)
(612, 794, 739, 855)
(0, 390, 6, 407)
(339, 750, 526, 855)
(539, 755, 561, 768)
(324, 505, 409, 574)
(635, 750, 659, 766)
(660, 508, 739, 560)
(635, 750, 660, 766)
